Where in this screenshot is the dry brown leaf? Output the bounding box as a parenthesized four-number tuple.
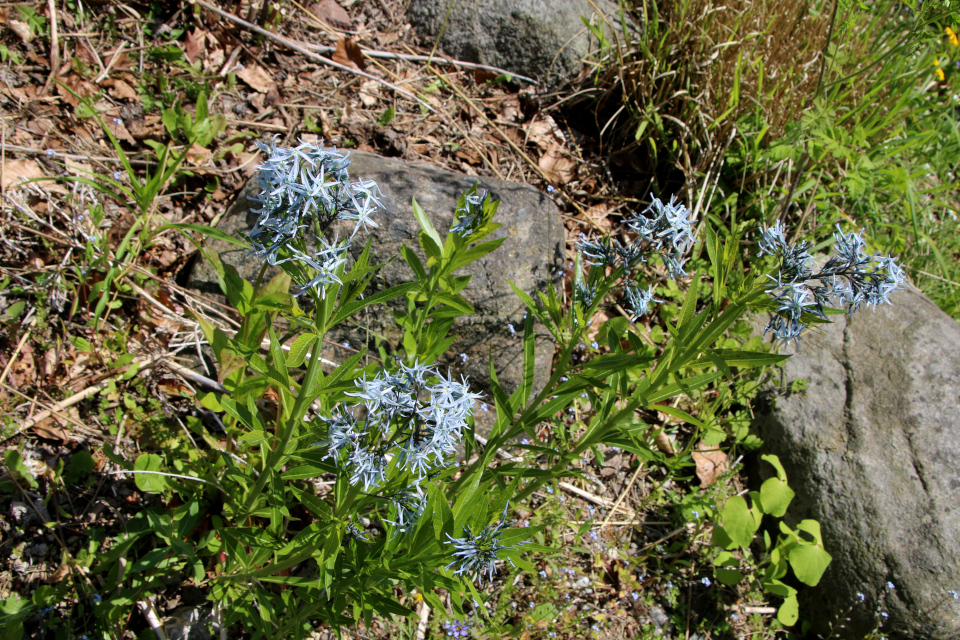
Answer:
(538, 145, 577, 185)
(309, 0, 352, 30)
(107, 117, 135, 145)
(651, 428, 676, 457)
(8, 20, 33, 44)
(584, 203, 613, 232)
(32, 416, 75, 445)
(332, 37, 365, 71)
(107, 78, 138, 101)
(185, 143, 212, 167)
(359, 80, 379, 107)
(693, 442, 729, 488)
(236, 64, 275, 93)
(184, 28, 206, 64)
(2, 159, 65, 193)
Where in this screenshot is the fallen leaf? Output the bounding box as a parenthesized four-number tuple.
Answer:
(309, 0, 352, 30)
(8, 20, 33, 44)
(650, 426, 676, 457)
(1, 159, 66, 193)
(538, 145, 577, 184)
(184, 28, 206, 64)
(32, 416, 75, 445)
(236, 64, 275, 93)
(107, 117, 136, 145)
(107, 78, 138, 101)
(185, 143, 211, 166)
(692, 442, 729, 488)
(332, 37, 365, 71)
(584, 203, 613, 232)
(359, 80, 379, 107)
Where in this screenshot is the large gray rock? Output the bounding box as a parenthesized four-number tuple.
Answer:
(407, 0, 623, 86)
(188, 151, 563, 412)
(751, 288, 960, 639)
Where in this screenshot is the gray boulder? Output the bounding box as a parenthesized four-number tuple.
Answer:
(188, 151, 563, 414)
(406, 0, 624, 86)
(751, 288, 960, 639)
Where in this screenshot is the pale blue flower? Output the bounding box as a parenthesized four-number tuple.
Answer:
(445, 504, 525, 584)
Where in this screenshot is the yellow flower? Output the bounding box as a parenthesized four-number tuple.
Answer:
(947, 26, 959, 48)
(936, 66, 946, 82)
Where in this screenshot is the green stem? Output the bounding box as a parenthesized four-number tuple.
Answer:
(238, 337, 326, 519)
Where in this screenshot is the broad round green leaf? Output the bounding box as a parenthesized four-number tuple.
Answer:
(133, 453, 167, 494)
(721, 496, 759, 549)
(778, 595, 799, 626)
(788, 544, 833, 586)
(759, 477, 795, 517)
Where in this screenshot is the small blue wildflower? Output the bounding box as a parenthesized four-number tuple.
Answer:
(93, 593, 102, 604)
(343, 342, 350, 348)
(113, 171, 122, 180)
(560, 376, 568, 382)
(546, 486, 554, 494)
(443, 619, 471, 638)
(445, 503, 526, 584)
(949, 590, 958, 599)
(881, 612, 889, 619)
(590, 341, 599, 349)
(691, 510, 699, 518)
(539, 570, 547, 578)
(529, 602, 535, 608)
(701, 577, 711, 587)
(630, 592, 639, 601)
(480, 403, 488, 412)
(46, 149, 55, 156)
(459, 353, 467, 363)
(547, 185, 555, 193)
(507, 323, 516, 334)
(886, 581, 895, 590)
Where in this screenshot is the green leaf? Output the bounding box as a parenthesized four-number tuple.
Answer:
(400, 244, 427, 281)
(448, 237, 506, 271)
(238, 430, 270, 447)
(762, 453, 789, 482)
(286, 333, 318, 368)
(64, 451, 95, 485)
(411, 197, 443, 258)
(720, 496, 758, 549)
(777, 594, 800, 626)
(759, 477, 795, 518)
(133, 454, 167, 494)
(695, 349, 789, 369)
(153, 223, 249, 247)
(3, 450, 38, 489)
(581, 353, 654, 375)
(329, 282, 418, 327)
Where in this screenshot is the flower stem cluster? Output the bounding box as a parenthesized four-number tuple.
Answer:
(317, 359, 483, 531)
(575, 193, 693, 320)
(758, 221, 907, 344)
(445, 504, 524, 584)
(247, 137, 381, 297)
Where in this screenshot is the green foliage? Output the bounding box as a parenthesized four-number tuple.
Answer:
(712, 454, 832, 627)
(161, 91, 227, 148)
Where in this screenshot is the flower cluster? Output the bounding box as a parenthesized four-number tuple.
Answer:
(316, 359, 482, 530)
(446, 503, 525, 584)
(247, 137, 381, 297)
(574, 193, 694, 321)
(758, 221, 906, 344)
(442, 619, 471, 638)
(450, 190, 487, 237)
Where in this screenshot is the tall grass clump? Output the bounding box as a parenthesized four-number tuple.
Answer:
(576, 0, 960, 316)
(573, 0, 834, 207)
